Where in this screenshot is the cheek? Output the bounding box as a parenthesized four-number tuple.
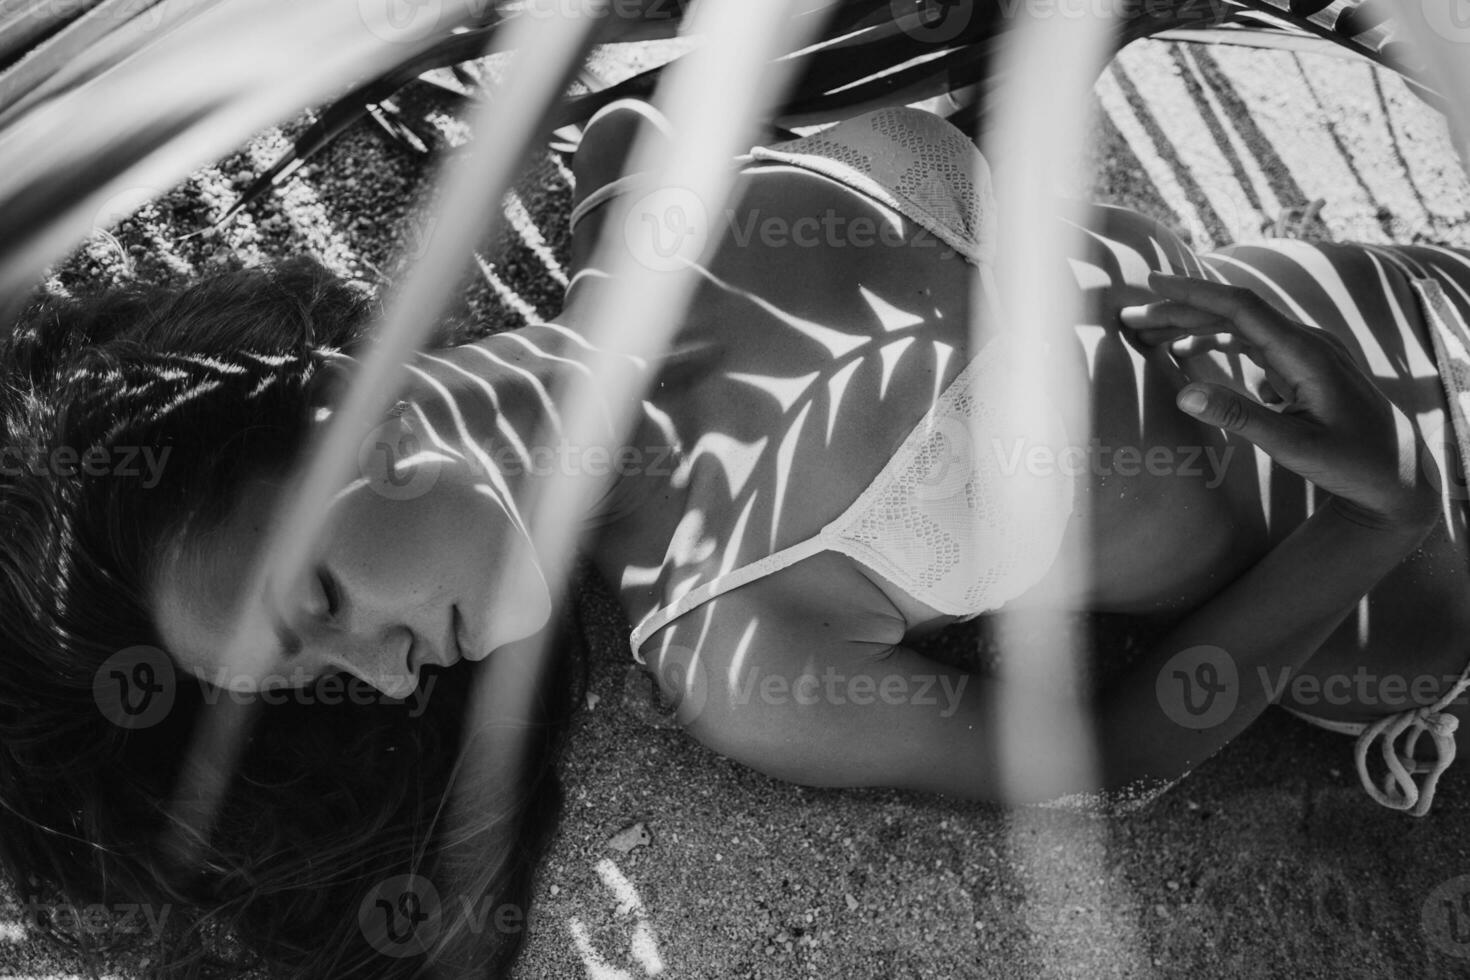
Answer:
(327, 481, 504, 599)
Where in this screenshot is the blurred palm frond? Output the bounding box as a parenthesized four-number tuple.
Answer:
(2, 0, 1454, 249)
(186, 0, 1468, 219)
(1, 1, 1468, 976)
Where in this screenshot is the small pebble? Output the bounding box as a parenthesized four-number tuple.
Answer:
(606, 821, 651, 854)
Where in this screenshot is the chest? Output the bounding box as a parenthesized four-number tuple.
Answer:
(594, 168, 996, 632)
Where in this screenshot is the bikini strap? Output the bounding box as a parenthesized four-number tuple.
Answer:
(1409, 274, 1470, 494)
(629, 533, 830, 665)
(569, 172, 653, 234)
(569, 152, 758, 238)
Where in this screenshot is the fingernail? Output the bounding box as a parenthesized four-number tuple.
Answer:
(1178, 388, 1207, 413)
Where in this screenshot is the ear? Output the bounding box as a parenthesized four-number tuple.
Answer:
(304, 350, 360, 411)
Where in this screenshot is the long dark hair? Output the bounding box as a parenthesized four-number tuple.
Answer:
(0, 257, 583, 978)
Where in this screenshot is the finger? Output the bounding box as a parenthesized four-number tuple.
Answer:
(1235, 355, 1289, 408)
(1128, 326, 1190, 348)
(1262, 363, 1294, 406)
(1251, 374, 1287, 409)
(1145, 272, 1322, 375)
(1175, 382, 1311, 460)
(1165, 333, 1248, 359)
(1166, 336, 1285, 408)
(1121, 303, 1271, 371)
(1310, 324, 1358, 366)
(1119, 300, 1232, 333)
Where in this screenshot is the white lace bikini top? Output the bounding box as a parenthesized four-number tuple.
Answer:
(570, 105, 1076, 665)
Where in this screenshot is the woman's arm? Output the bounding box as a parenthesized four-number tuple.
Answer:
(681, 503, 1429, 805)
(670, 272, 1442, 805)
(1087, 270, 1443, 794)
(1085, 497, 1431, 797)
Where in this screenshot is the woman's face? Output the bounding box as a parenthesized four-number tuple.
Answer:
(149, 410, 553, 700)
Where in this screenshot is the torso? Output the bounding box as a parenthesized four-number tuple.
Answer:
(574, 160, 1470, 728)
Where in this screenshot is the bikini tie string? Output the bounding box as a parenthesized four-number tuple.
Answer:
(1345, 274, 1470, 817)
(1353, 665, 1470, 817)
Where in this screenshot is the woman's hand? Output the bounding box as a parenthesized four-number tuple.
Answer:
(1120, 271, 1441, 533)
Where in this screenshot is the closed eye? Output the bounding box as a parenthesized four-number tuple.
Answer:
(318, 566, 341, 620)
